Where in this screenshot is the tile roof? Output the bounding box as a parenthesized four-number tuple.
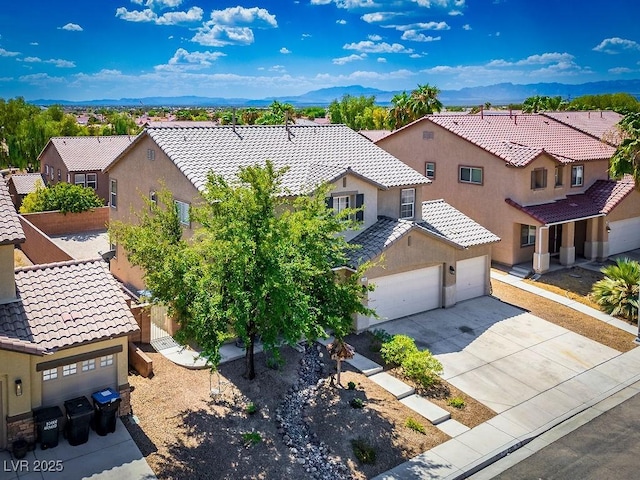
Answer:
(347, 202, 500, 267)
(420, 200, 501, 248)
(541, 111, 623, 143)
(422, 114, 616, 167)
(0, 259, 139, 355)
(505, 175, 636, 224)
(46, 135, 136, 172)
(0, 180, 25, 245)
(8, 173, 46, 195)
(358, 130, 392, 142)
(134, 124, 429, 195)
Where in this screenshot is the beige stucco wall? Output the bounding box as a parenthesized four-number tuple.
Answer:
(606, 189, 640, 222)
(329, 174, 379, 241)
(377, 120, 611, 266)
(0, 245, 15, 301)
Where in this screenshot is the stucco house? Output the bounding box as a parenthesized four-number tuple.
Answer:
(38, 136, 135, 205)
(6, 172, 46, 210)
(104, 124, 499, 329)
(0, 181, 139, 450)
(375, 113, 639, 273)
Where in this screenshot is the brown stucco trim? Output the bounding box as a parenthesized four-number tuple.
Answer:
(36, 345, 123, 372)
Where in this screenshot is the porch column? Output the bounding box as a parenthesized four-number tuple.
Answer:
(533, 226, 550, 273)
(559, 222, 575, 266)
(584, 217, 608, 261)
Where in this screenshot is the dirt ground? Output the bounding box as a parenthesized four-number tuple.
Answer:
(126, 268, 636, 479)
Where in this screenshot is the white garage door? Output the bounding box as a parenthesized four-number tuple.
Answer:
(41, 354, 117, 409)
(608, 217, 640, 256)
(368, 266, 442, 322)
(456, 256, 488, 303)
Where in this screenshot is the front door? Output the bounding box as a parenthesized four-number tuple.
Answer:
(548, 224, 562, 255)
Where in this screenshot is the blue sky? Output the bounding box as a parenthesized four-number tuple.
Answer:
(1, 0, 639, 101)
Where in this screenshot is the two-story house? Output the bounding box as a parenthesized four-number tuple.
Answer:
(105, 124, 499, 330)
(0, 181, 139, 450)
(38, 136, 135, 205)
(375, 113, 640, 273)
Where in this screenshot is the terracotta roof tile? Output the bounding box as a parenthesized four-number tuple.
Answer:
(46, 135, 136, 172)
(505, 175, 636, 224)
(8, 173, 47, 195)
(541, 111, 623, 143)
(424, 114, 616, 167)
(0, 259, 139, 355)
(141, 124, 429, 195)
(0, 180, 25, 245)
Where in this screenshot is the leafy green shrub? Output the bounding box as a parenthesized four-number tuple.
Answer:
(405, 418, 426, 434)
(369, 328, 393, 352)
(245, 402, 258, 415)
(20, 181, 104, 214)
(351, 438, 376, 464)
(401, 350, 443, 388)
(350, 397, 364, 409)
(380, 334, 418, 366)
(241, 432, 262, 447)
(347, 381, 356, 390)
(448, 397, 465, 409)
(591, 258, 640, 320)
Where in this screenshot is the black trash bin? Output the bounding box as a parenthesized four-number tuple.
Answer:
(64, 396, 93, 446)
(33, 406, 63, 449)
(91, 388, 121, 436)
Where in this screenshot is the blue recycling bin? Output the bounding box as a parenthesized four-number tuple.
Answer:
(91, 388, 121, 436)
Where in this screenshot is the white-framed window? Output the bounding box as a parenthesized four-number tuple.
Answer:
(74, 173, 86, 186)
(425, 162, 435, 179)
(82, 359, 96, 371)
(174, 200, 190, 226)
(333, 195, 350, 214)
(459, 166, 483, 184)
(400, 188, 415, 219)
(571, 165, 584, 187)
(62, 363, 77, 376)
(110, 179, 117, 208)
(43, 368, 58, 381)
(100, 354, 114, 367)
(521, 224, 536, 247)
(555, 165, 563, 187)
(86, 173, 97, 189)
(531, 168, 547, 190)
(147, 149, 155, 161)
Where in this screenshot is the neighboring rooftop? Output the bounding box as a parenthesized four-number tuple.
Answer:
(388, 114, 616, 167)
(112, 124, 430, 195)
(0, 180, 25, 245)
(541, 111, 623, 143)
(505, 175, 636, 224)
(8, 172, 46, 195)
(45, 135, 137, 171)
(0, 259, 139, 355)
(358, 130, 392, 142)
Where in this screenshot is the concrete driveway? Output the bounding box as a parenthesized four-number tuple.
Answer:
(375, 296, 621, 415)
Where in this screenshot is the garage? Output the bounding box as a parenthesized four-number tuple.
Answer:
(368, 266, 442, 322)
(456, 255, 488, 303)
(608, 217, 640, 256)
(40, 354, 117, 409)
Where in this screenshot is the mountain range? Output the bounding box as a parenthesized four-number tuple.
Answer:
(31, 79, 640, 108)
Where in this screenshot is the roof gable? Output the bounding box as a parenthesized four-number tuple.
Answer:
(9, 173, 46, 195)
(44, 135, 136, 172)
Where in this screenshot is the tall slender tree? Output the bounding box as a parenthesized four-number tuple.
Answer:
(609, 112, 640, 188)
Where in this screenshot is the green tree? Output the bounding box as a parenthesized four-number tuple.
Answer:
(609, 112, 640, 187)
(389, 91, 412, 130)
(110, 162, 372, 379)
(256, 101, 296, 125)
(591, 258, 640, 321)
(409, 83, 443, 118)
(20, 182, 104, 214)
(327, 95, 377, 130)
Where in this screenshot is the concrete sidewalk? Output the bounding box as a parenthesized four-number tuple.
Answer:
(370, 271, 640, 480)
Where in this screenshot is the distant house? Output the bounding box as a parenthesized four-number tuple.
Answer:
(38, 136, 136, 204)
(105, 124, 500, 329)
(6, 172, 46, 210)
(375, 113, 639, 273)
(0, 181, 139, 450)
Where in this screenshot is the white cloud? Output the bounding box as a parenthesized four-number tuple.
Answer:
(332, 53, 367, 65)
(377, 57, 386, 63)
(368, 34, 382, 41)
(487, 52, 574, 67)
(336, 19, 347, 25)
(593, 37, 640, 54)
(462, 24, 471, 30)
(48, 59, 76, 68)
(302, 33, 312, 39)
(409, 53, 423, 58)
(449, 9, 462, 15)
(410, 0, 465, 7)
(19, 73, 65, 85)
(60, 23, 83, 31)
(30, 42, 39, 46)
(156, 7, 204, 25)
(192, 26, 255, 47)
(0, 48, 21, 57)
(280, 47, 291, 54)
(133, 0, 184, 7)
(343, 40, 413, 54)
(401, 31, 441, 42)
(609, 67, 634, 74)
(361, 12, 400, 23)
(155, 48, 225, 71)
(392, 21, 450, 31)
(311, 0, 378, 8)
(115, 8, 157, 22)
(23, 57, 41, 63)
(315, 69, 415, 83)
(210, 6, 277, 28)
(269, 65, 286, 72)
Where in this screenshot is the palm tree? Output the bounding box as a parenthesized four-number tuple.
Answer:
(609, 112, 640, 188)
(389, 91, 412, 130)
(591, 258, 640, 321)
(409, 83, 443, 118)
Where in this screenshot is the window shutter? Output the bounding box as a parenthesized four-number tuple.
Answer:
(325, 196, 333, 209)
(355, 193, 364, 221)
